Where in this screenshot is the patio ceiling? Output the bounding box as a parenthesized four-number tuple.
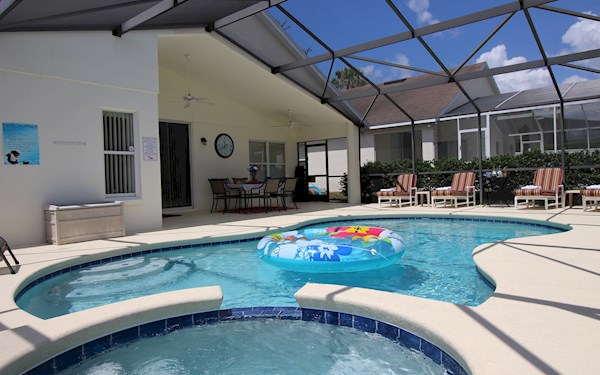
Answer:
(1, 0, 599, 127)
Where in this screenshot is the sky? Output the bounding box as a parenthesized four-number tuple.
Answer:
(268, 0, 600, 93)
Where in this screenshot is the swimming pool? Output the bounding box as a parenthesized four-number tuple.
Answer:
(16, 216, 566, 319)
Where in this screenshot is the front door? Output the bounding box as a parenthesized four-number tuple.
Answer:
(159, 121, 191, 209)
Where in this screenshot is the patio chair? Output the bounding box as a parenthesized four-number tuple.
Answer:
(280, 177, 299, 210)
(261, 178, 283, 212)
(375, 174, 417, 207)
(580, 186, 600, 211)
(208, 178, 239, 213)
(431, 172, 476, 208)
(513, 168, 564, 210)
(1, 236, 20, 274)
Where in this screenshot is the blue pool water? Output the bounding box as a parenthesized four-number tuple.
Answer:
(16, 217, 565, 319)
(56, 319, 448, 375)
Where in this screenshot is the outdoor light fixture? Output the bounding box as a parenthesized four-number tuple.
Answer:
(201, 137, 207, 145)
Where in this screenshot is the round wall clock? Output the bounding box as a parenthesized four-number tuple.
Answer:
(214, 133, 234, 158)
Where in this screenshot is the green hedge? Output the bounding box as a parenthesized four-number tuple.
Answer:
(353, 150, 600, 203)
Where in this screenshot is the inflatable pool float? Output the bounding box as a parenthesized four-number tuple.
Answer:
(256, 226, 404, 273)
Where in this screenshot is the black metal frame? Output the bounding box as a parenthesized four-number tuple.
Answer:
(0, 236, 19, 274)
(2, 0, 599, 202)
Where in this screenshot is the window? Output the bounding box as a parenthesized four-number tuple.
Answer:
(103, 111, 136, 196)
(435, 119, 458, 160)
(374, 131, 413, 161)
(249, 141, 285, 180)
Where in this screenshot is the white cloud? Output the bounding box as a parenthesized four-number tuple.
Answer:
(391, 53, 412, 79)
(361, 64, 384, 80)
(359, 53, 412, 83)
(562, 75, 589, 84)
(477, 45, 526, 68)
(561, 13, 600, 69)
(476, 44, 551, 93)
(407, 0, 438, 25)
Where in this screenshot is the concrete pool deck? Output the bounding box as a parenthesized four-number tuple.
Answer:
(0, 203, 598, 374)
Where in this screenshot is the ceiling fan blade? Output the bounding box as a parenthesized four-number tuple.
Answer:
(184, 100, 190, 109)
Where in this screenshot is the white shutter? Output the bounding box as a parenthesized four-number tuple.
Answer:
(103, 111, 135, 195)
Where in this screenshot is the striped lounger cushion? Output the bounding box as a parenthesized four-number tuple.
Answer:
(580, 189, 600, 197)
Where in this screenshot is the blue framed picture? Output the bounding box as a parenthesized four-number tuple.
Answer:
(3, 123, 40, 165)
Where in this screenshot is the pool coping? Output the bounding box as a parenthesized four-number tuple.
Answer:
(0, 203, 598, 374)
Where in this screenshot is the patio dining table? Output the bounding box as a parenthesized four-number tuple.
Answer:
(225, 183, 264, 212)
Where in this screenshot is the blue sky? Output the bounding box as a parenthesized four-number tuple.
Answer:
(269, 0, 600, 93)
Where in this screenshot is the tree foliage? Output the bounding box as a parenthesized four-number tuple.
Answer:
(331, 67, 368, 90)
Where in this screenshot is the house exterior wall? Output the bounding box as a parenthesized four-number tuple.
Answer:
(0, 31, 162, 247)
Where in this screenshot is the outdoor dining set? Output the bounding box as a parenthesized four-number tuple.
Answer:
(208, 177, 298, 213)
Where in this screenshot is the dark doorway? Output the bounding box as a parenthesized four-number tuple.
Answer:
(159, 121, 191, 209)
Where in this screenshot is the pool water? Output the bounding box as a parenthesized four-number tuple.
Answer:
(16, 218, 564, 319)
(56, 319, 447, 375)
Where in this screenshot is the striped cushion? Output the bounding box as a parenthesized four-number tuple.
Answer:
(431, 172, 475, 197)
(513, 168, 563, 196)
(375, 190, 412, 197)
(512, 188, 556, 196)
(533, 168, 563, 191)
(580, 189, 600, 197)
(396, 174, 417, 192)
(431, 189, 468, 197)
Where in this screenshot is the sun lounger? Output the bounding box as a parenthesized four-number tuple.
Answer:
(375, 174, 417, 207)
(431, 172, 476, 208)
(513, 167, 564, 210)
(580, 185, 600, 211)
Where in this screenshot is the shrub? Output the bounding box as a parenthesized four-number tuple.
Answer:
(340, 150, 600, 202)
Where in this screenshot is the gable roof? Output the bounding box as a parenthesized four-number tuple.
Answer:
(446, 78, 600, 117)
(346, 62, 498, 126)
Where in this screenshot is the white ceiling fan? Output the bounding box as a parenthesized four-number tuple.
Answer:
(273, 110, 311, 129)
(170, 54, 213, 109)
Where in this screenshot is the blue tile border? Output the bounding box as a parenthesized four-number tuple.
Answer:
(25, 307, 467, 375)
(300, 308, 466, 374)
(15, 215, 567, 302)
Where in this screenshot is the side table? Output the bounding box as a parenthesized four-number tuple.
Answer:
(483, 176, 512, 206)
(564, 189, 581, 208)
(414, 190, 430, 206)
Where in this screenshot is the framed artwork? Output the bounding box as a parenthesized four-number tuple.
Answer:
(3, 123, 40, 165)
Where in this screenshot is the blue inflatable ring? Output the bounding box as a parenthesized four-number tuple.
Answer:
(256, 226, 404, 273)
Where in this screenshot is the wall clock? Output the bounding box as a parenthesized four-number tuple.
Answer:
(215, 133, 234, 158)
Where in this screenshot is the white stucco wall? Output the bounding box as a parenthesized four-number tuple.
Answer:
(0, 31, 163, 247)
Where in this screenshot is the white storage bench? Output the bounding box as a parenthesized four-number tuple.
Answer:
(44, 201, 125, 245)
